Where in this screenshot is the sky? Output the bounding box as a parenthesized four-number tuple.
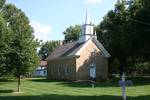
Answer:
(7, 0, 117, 42)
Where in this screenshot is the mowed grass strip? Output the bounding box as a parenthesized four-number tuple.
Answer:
(0, 77, 150, 100)
(23, 79, 122, 96)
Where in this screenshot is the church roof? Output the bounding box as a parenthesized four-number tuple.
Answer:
(46, 37, 110, 61)
(92, 37, 111, 57)
(46, 12, 110, 61)
(46, 41, 85, 61)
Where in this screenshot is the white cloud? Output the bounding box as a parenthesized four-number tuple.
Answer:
(85, 0, 103, 5)
(30, 21, 52, 42)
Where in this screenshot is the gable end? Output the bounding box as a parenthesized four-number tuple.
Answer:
(92, 37, 111, 57)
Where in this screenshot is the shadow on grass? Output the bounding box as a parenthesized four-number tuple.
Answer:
(29, 78, 119, 88)
(0, 94, 121, 100)
(0, 90, 14, 94)
(0, 78, 15, 85)
(57, 81, 119, 88)
(0, 78, 14, 82)
(28, 77, 150, 88)
(127, 77, 150, 86)
(0, 94, 150, 100)
(28, 78, 66, 83)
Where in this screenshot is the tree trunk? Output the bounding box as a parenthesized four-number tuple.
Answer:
(17, 75, 20, 92)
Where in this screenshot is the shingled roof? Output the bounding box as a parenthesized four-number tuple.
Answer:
(46, 41, 85, 61)
(92, 37, 111, 57)
(46, 37, 110, 61)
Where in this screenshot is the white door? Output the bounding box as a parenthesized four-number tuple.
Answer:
(90, 66, 96, 78)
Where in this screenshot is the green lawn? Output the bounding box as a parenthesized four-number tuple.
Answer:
(0, 77, 150, 100)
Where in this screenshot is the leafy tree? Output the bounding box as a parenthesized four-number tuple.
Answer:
(63, 25, 81, 43)
(97, 0, 150, 76)
(39, 41, 61, 60)
(97, 0, 129, 76)
(0, 13, 10, 76)
(133, 0, 150, 60)
(2, 4, 39, 92)
(0, 0, 5, 9)
(124, 0, 150, 75)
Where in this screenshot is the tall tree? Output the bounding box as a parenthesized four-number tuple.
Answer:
(97, 0, 129, 75)
(0, 0, 12, 76)
(2, 4, 39, 92)
(132, 0, 150, 60)
(0, 0, 5, 9)
(0, 13, 10, 76)
(125, 0, 150, 73)
(63, 25, 81, 43)
(97, 0, 150, 76)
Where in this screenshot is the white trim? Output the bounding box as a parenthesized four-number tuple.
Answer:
(76, 37, 93, 55)
(47, 55, 79, 61)
(76, 36, 110, 57)
(92, 37, 111, 57)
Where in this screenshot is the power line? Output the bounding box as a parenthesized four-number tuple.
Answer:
(130, 18, 150, 26)
(143, 7, 150, 11)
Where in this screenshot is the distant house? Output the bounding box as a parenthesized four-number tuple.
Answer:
(33, 60, 47, 77)
(46, 12, 110, 81)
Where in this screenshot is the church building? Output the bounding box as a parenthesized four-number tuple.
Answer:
(46, 12, 110, 81)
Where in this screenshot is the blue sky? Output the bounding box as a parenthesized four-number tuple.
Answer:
(7, 0, 117, 42)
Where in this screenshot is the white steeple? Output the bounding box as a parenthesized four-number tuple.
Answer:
(94, 30, 97, 39)
(79, 11, 94, 43)
(85, 11, 90, 24)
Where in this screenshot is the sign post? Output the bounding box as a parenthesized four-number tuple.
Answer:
(119, 73, 133, 100)
(122, 73, 126, 100)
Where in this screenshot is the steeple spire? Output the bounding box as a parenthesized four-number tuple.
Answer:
(85, 11, 91, 24)
(79, 11, 94, 43)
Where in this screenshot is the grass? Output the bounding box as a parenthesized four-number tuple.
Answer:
(0, 77, 150, 100)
